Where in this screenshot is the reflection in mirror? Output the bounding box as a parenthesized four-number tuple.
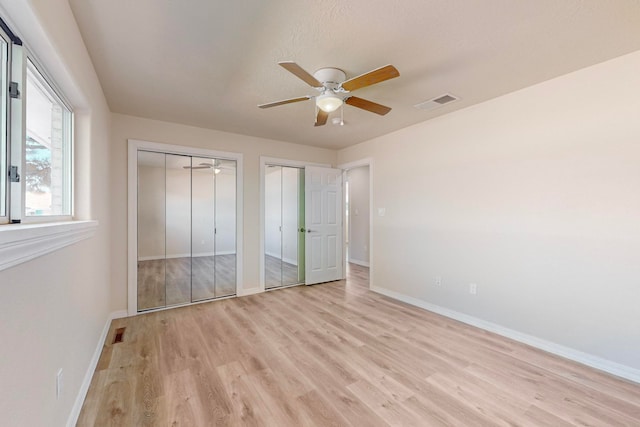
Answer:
(281, 167, 300, 286)
(191, 157, 237, 300)
(265, 165, 283, 289)
(215, 159, 237, 297)
(137, 151, 237, 311)
(265, 165, 303, 289)
(137, 151, 167, 311)
(165, 154, 192, 306)
(191, 157, 216, 301)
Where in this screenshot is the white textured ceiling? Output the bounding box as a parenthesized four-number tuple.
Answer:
(68, 0, 640, 149)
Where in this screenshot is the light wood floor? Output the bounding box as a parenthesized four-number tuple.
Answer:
(79, 264, 640, 426)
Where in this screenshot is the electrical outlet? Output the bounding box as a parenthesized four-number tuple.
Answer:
(469, 283, 477, 295)
(56, 369, 63, 399)
(435, 276, 442, 286)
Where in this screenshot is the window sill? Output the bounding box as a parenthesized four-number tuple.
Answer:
(0, 220, 98, 272)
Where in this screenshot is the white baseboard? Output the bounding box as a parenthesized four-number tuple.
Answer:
(371, 286, 640, 384)
(66, 310, 128, 427)
(238, 287, 262, 297)
(348, 258, 370, 267)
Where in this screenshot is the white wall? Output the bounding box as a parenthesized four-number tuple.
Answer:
(0, 1, 113, 425)
(347, 166, 370, 265)
(338, 50, 640, 374)
(111, 113, 336, 302)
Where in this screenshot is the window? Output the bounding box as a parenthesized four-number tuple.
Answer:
(25, 60, 72, 217)
(0, 18, 73, 224)
(0, 14, 93, 272)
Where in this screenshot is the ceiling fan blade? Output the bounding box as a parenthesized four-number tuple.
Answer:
(258, 96, 311, 109)
(345, 96, 392, 115)
(279, 61, 323, 87)
(314, 109, 329, 127)
(183, 165, 211, 169)
(341, 65, 399, 92)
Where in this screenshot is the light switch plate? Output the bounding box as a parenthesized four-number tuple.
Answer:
(378, 208, 386, 217)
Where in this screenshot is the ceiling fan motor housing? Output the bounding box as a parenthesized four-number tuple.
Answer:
(313, 67, 347, 91)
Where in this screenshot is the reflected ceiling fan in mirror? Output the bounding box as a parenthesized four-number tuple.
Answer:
(183, 159, 232, 174)
(258, 61, 400, 126)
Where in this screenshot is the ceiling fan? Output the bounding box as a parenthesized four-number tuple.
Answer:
(258, 61, 400, 126)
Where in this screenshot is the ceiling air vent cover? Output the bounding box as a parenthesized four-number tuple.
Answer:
(414, 93, 459, 111)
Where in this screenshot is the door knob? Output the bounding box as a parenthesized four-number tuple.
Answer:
(307, 229, 316, 233)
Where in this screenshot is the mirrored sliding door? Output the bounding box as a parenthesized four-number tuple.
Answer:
(214, 159, 237, 297)
(136, 150, 237, 312)
(165, 154, 192, 306)
(191, 158, 237, 301)
(137, 151, 167, 311)
(265, 165, 304, 289)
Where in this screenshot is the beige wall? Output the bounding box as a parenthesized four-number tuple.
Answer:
(0, 0, 113, 425)
(338, 50, 640, 371)
(110, 113, 337, 307)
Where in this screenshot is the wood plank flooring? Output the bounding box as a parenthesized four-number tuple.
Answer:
(78, 264, 640, 426)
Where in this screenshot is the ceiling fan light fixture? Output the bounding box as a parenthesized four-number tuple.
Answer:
(316, 93, 343, 113)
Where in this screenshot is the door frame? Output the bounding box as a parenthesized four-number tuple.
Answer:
(259, 156, 330, 292)
(127, 139, 244, 316)
(338, 157, 373, 288)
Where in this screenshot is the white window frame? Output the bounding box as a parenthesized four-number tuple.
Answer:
(0, 24, 11, 225)
(20, 55, 74, 222)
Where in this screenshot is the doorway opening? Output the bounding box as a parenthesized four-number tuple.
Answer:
(340, 159, 372, 289)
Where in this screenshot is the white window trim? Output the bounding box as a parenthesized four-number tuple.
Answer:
(0, 219, 97, 271)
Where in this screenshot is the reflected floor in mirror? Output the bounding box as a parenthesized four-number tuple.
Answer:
(137, 254, 236, 311)
(265, 254, 300, 289)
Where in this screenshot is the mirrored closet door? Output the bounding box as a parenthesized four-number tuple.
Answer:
(136, 151, 237, 312)
(265, 165, 304, 289)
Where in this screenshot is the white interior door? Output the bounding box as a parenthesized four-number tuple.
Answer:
(305, 166, 343, 285)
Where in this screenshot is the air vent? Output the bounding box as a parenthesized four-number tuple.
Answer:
(113, 327, 126, 344)
(414, 93, 459, 111)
